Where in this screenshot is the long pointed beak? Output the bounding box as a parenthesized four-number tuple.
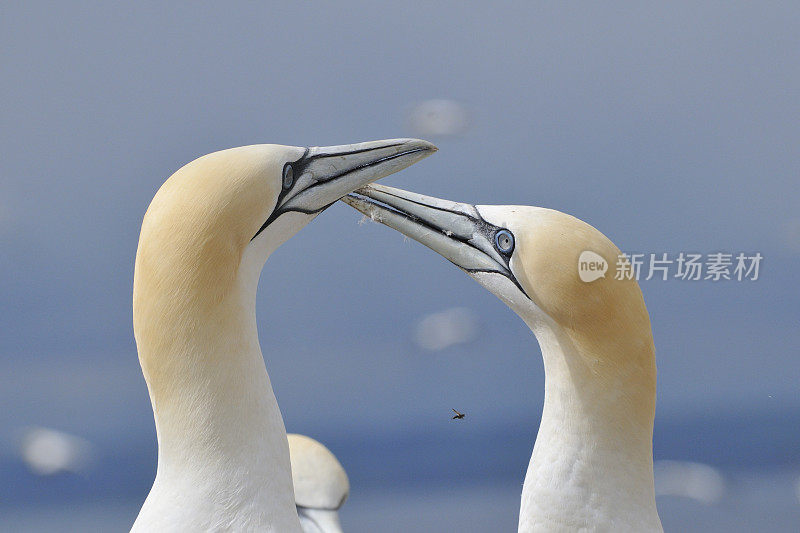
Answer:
(342, 184, 527, 295)
(257, 139, 436, 235)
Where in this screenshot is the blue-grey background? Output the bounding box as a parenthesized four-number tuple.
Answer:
(1, 2, 798, 531)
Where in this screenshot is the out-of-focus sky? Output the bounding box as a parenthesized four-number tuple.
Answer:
(1, 2, 798, 530)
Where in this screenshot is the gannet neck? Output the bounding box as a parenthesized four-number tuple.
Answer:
(517, 313, 661, 533)
(133, 239, 300, 532)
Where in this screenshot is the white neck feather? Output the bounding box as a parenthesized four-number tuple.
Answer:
(518, 319, 662, 532)
(133, 235, 302, 532)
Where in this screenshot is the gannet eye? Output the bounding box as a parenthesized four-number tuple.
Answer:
(495, 229, 514, 254)
(282, 163, 294, 190)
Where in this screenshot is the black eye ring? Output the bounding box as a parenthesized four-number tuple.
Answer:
(495, 229, 514, 254)
(282, 163, 294, 190)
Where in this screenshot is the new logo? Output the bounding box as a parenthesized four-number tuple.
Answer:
(578, 251, 608, 282)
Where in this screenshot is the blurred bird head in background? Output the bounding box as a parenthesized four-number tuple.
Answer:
(288, 434, 349, 533)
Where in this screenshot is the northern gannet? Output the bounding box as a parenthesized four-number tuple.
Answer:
(343, 184, 663, 532)
(288, 434, 349, 533)
(131, 139, 436, 532)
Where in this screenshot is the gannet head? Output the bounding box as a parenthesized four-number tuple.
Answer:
(343, 184, 655, 406)
(136, 139, 436, 293)
(133, 140, 435, 395)
(288, 434, 349, 533)
(133, 140, 436, 314)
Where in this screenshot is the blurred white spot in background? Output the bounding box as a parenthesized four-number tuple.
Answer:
(413, 307, 479, 352)
(406, 99, 469, 137)
(654, 460, 725, 505)
(19, 427, 94, 476)
(784, 218, 800, 253)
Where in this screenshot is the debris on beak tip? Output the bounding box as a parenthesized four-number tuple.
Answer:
(355, 209, 382, 226)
